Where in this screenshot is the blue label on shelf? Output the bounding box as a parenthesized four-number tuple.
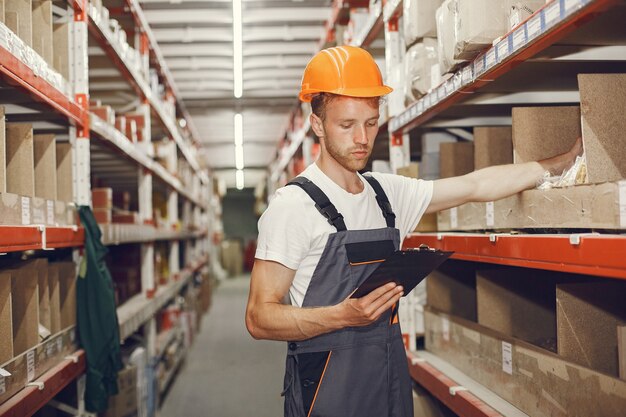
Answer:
(474, 55, 486, 77)
(496, 36, 511, 63)
(461, 65, 473, 84)
(527, 13, 543, 41)
(544, 1, 562, 27)
(485, 48, 497, 70)
(512, 26, 528, 50)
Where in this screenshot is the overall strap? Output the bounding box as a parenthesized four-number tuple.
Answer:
(287, 177, 347, 232)
(363, 175, 396, 228)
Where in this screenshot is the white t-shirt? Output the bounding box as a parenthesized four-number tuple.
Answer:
(255, 163, 434, 307)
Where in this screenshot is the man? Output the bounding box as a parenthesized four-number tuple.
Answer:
(246, 46, 580, 417)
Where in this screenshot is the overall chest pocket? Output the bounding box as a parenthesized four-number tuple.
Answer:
(345, 240, 395, 266)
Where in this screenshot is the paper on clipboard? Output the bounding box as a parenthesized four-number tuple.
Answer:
(351, 247, 453, 299)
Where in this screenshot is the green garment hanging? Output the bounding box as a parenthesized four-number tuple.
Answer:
(78, 206, 124, 413)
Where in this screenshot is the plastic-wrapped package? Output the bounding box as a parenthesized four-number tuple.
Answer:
(454, 0, 508, 60)
(403, 0, 444, 47)
(508, 1, 545, 28)
(537, 155, 588, 190)
(404, 38, 439, 103)
(436, 0, 464, 74)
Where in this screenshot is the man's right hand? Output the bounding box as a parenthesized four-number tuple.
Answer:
(337, 283, 404, 327)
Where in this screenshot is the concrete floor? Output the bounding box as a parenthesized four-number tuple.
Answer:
(159, 275, 285, 417)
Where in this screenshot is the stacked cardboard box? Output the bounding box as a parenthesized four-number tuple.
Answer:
(425, 264, 626, 415)
(93, 187, 113, 224)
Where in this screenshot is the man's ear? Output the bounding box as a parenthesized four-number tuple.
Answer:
(310, 113, 325, 139)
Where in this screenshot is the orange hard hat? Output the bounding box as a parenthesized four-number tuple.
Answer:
(299, 46, 393, 102)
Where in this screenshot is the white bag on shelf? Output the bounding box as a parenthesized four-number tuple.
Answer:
(508, 1, 545, 28)
(404, 38, 439, 103)
(403, 0, 444, 47)
(436, 0, 464, 74)
(454, 0, 508, 60)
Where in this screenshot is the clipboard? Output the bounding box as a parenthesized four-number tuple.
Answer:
(351, 247, 454, 299)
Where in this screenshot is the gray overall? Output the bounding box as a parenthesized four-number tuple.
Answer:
(282, 175, 414, 417)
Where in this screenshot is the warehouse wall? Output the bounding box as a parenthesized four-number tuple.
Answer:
(222, 188, 258, 240)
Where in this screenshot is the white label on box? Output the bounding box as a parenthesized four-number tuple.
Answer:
(486, 202, 495, 227)
(512, 27, 527, 50)
(70, 329, 76, 342)
(47, 200, 55, 225)
(0, 368, 10, 377)
(502, 342, 513, 375)
(0, 377, 4, 395)
(619, 181, 626, 228)
(21, 197, 31, 225)
(544, 2, 561, 27)
(496, 38, 510, 62)
(27, 350, 36, 382)
(485, 49, 497, 70)
(442, 316, 450, 342)
(57, 337, 63, 353)
(33, 205, 45, 225)
(450, 207, 458, 229)
(527, 14, 542, 40)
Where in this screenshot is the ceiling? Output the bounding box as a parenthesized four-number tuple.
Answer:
(139, 0, 333, 188)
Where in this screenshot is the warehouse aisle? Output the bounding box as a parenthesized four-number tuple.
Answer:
(159, 275, 285, 417)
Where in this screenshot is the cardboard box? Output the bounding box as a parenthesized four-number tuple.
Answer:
(0, 107, 5, 193)
(454, 0, 508, 60)
(476, 268, 571, 352)
(396, 162, 419, 179)
(414, 212, 438, 233)
(53, 23, 69, 80)
(112, 211, 139, 224)
(0, 272, 13, 363)
(557, 282, 626, 377)
(55, 142, 73, 203)
(103, 366, 138, 417)
(579, 73, 626, 183)
(403, 0, 443, 46)
(31, 259, 51, 340)
(31, 0, 53, 65)
(47, 263, 61, 334)
(33, 134, 57, 201)
(0, 192, 28, 226)
(92, 106, 116, 126)
(512, 106, 581, 164)
(426, 261, 477, 322)
(425, 308, 626, 417)
(10, 265, 39, 356)
(6, 0, 32, 46)
(94, 208, 112, 224)
(439, 142, 474, 179)
(55, 262, 76, 329)
(6, 123, 35, 197)
(404, 38, 439, 103)
(126, 119, 138, 143)
(92, 187, 113, 209)
(493, 182, 625, 230)
(473, 126, 513, 170)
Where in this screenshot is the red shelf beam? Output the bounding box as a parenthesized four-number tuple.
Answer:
(0, 226, 84, 253)
(0, 351, 86, 417)
(406, 352, 503, 417)
(404, 233, 626, 280)
(390, 0, 619, 135)
(0, 47, 87, 127)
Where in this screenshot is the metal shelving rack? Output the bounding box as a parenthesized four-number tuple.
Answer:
(0, 0, 216, 413)
(266, 0, 626, 415)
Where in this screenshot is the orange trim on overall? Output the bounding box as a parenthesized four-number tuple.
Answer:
(349, 259, 385, 266)
(390, 302, 399, 324)
(307, 351, 333, 417)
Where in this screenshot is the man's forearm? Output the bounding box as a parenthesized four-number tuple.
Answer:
(248, 301, 345, 342)
(470, 145, 578, 202)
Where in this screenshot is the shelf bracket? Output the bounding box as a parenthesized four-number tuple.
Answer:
(449, 386, 468, 396)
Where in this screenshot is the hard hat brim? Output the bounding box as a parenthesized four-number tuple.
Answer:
(299, 85, 394, 103)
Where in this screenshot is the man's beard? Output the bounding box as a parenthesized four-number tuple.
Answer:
(324, 135, 371, 172)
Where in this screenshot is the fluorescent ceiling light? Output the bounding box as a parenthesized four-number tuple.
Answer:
(233, 0, 243, 98)
(236, 169, 245, 190)
(234, 113, 243, 146)
(235, 145, 244, 170)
